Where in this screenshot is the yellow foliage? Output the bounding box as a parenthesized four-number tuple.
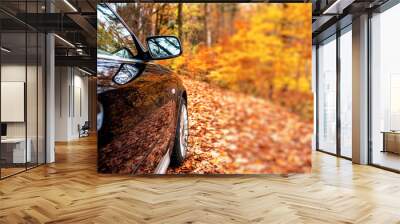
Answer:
(161, 3, 312, 120)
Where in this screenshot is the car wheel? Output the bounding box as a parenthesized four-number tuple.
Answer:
(171, 98, 189, 167)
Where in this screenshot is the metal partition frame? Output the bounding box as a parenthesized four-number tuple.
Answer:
(315, 23, 353, 161)
(0, 1, 48, 180)
(316, 0, 400, 173)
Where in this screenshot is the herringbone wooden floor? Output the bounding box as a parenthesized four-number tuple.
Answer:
(1, 136, 400, 223)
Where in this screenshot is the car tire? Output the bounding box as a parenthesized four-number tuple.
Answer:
(170, 97, 189, 167)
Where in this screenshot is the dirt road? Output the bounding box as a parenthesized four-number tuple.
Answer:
(168, 77, 313, 174)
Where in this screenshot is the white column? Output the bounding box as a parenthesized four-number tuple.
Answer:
(46, 32, 55, 163)
(352, 14, 369, 164)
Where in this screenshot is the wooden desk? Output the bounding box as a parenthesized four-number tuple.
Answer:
(1, 138, 31, 164)
(382, 131, 400, 154)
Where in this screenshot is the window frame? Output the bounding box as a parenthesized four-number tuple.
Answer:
(315, 24, 353, 161)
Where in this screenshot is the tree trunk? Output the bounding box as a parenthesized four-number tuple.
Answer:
(220, 4, 225, 38)
(228, 4, 237, 36)
(154, 6, 159, 35)
(137, 3, 143, 43)
(177, 3, 183, 41)
(204, 3, 211, 47)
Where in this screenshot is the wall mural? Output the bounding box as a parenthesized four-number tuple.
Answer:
(97, 3, 313, 174)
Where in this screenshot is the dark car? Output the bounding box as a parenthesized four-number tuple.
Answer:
(96, 3, 188, 174)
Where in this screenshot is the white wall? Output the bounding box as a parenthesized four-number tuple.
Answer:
(55, 67, 89, 141)
(1, 63, 46, 164)
(55, 66, 70, 141)
(72, 73, 89, 138)
(1, 65, 26, 138)
(1, 65, 32, 138)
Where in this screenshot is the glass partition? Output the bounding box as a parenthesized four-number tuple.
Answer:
(371, 4, 400, 171)
(317, 35, 337, 154)
(0, 1, 46, 179)
(339, 27, 352, 158)
(1, 31, 28, 177)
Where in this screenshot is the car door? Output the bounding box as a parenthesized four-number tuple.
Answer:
(96, 4, 179, 174)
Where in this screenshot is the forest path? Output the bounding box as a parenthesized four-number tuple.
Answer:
(168, 76, 313, 174)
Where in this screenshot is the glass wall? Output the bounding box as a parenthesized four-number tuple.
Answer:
(339, 26, 352, 158)
(1, 30, 28, 177)
(0, 1, 46, 179)
(371, 3, 400, 171)
(316, 25, 353, 159)
(317, 35, 337, 154)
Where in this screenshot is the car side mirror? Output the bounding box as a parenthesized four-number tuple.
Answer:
(146, 36, 182, 60)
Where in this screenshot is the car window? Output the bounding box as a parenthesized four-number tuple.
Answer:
(97, 4, 138, 59)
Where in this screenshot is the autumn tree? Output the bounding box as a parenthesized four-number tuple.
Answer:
(115, 3, 312, 120)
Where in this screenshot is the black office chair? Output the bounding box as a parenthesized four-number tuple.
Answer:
(78, 121, 90, 138)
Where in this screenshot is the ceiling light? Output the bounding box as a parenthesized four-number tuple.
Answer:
(76, 48, 86, 55)
(63, 0, 78, 12)
(54, 34, 75, 48)
(1, 47, 11, 53)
